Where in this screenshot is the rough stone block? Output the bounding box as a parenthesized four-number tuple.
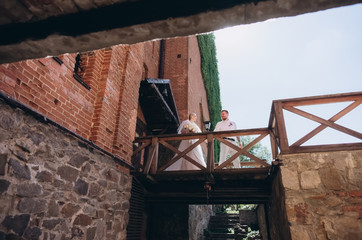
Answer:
(0, 179, 10, 194)
(9, 158, 31, 180)
(88, 183, 102, 198)
(290, 225, 312, 240)
(0, 114, 14, 130)
(281, 168, 300, 190)
(300, 170, 321, 189)
(47, 199, 59, 217)
(73, 214, 92, 226)
(61, 203, 81, 218)
(18, 198, 47, 213)
(74, 178, 89, 195)
(24, 227, 42, 240)
(104, 168, 119, 182)
(69, 154, 89, 168)
(30, 132, 45, 145)
(35, 170, 53, 182)
(0, 153, 7, 175)
(42, 219, 62, 230)
(17, 183, 42, 197)
(1, 214, 30, 236)
(56, 165, 79, 182)
(320, 168, 344, 190)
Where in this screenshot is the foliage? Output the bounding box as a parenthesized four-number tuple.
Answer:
(239, 136, 272, 164)
(197, 33, 222, 161)
(216, 204, 258, 214)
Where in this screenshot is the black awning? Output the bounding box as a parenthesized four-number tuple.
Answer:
(139, 78, 180, 134)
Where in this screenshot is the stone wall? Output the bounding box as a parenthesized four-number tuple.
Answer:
(280, 150, 362, 240)
(189, 205, 214, 240)
(0, 99, 132, 239)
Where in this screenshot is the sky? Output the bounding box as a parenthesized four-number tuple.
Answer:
(213, 3, 362, 146)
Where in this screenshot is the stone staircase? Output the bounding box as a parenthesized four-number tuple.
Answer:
(204, 214, 248, 240)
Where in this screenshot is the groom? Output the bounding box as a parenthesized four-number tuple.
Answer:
(214, 110, 241, 168)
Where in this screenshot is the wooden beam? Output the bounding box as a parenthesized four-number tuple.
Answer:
(284, 106, 362, 140)
(158, 138, 207, 171)
(291, 100, 361, 147)
(277, 91, 362, 107)
(132, 141, 151, 156)
(288, 142, 362, 154)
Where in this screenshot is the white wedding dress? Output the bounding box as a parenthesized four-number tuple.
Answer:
(165, 120, 206, 171)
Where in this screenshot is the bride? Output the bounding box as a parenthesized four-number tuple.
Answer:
(165, 113, 206, 171)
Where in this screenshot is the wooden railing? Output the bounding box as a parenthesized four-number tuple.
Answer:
(132, 129, 272, 175)
(133, 91, 362, 175)
(269, 91, 362, 156)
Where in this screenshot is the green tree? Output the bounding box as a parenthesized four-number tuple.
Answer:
(239, 136, 272, 165)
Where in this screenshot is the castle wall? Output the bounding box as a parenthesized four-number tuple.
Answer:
(279, 150, 362, 240)
(0, 99, 132, 239)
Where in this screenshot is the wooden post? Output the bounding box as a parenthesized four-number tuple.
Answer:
(144, 137, 158, 174)
(206, 133, 214, 172)
(273, 101, 289, 153)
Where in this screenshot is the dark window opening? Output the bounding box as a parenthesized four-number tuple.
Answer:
(177, 54, 181, 58)
(73, 53, 91, 90)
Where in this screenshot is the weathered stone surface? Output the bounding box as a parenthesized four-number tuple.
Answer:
(30, 132, 46, 145)
(47, 199, 59, 217)
(0, 101, 133, 240)
(88, 183, 102, 198)
(56, 165, 79, 182)
(9, 158, 31, 179)
(53, 179, 73, 191)
(61, 203, 81, 218)
(42, 219, 62, 230)
(18, 198, 47, 213)
(0, 153, 7, 175)
(81, 163, 91, 175)
(300, 170, 321, 189)
(0, 114, 14, 130)
(15, 138, 34, 153)
(69, 154, 89, 168)
(104, 169, 119, 182)
(0, 179, 10, 194)
(71, 227, 84, 238)
(86, 227, 96, 240)
(320, 168, 343, 190)
(73, 214, 92, 226)
(35, 170, 53, 182)
(17, 183, 42, 197)
(74, 178, 89, 195)
(94, 220, 106, 239)
(290, 225, 312, 240)
(281, 168, 300, 190)
(12, 149, 27, 162)
(1, 214, 30, 236)
(24, 227, 42, 240)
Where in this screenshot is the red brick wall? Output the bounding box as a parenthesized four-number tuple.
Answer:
(0, 37, 209, 165)
(162, 36, 210, 129)
(187, 36, 210, 130)
(0, 54, 95, 137)
(0, 41, 161, 164)
(162, 37, 189, 121)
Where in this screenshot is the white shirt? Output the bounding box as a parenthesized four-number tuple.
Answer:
(214, 119, 237, 131)
(215, 119, 238, 142)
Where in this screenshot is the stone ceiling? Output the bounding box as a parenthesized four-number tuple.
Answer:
(0, 0, 361, 64)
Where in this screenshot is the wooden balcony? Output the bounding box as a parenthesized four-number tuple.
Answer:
(132, 91, 362, 203)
